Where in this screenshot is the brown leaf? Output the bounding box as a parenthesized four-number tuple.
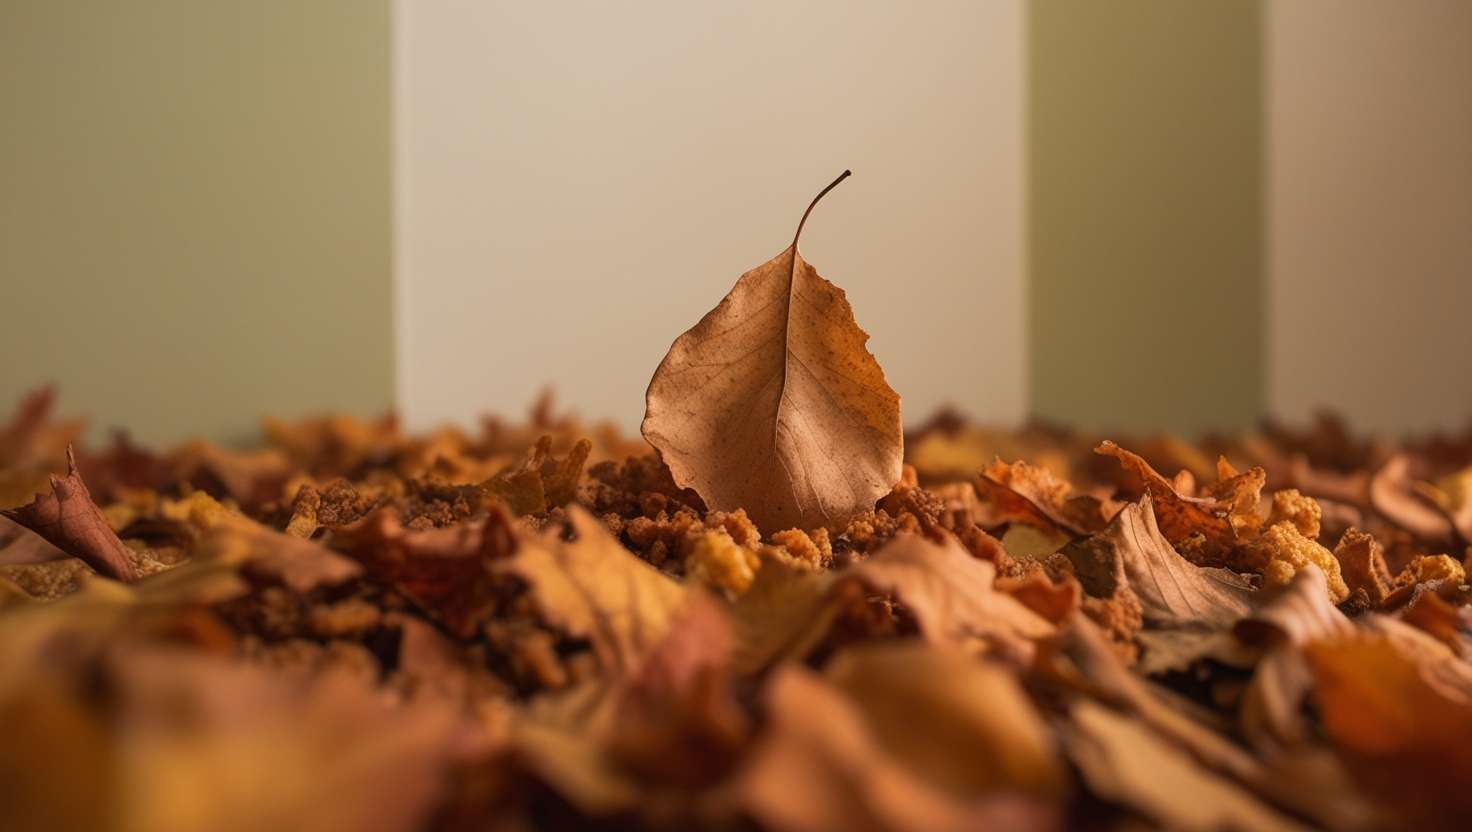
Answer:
(334, 504, 516, 637)
(733, 662, 1059, 832)
(1308, 636, 1472, 829)
(0, 516, 68, 566)
(0, 386, 84, 470)
(642, 171, 903, 532)
(1370, 454, 1454, 543)
(845, 533, 1054, 659)
(105, 648, 459, 832)
(1399, 588, 1470, 655)
(168, 440, 294, 510)
(728, 557, 840, 674)
(1062, 700, 1308, 832)
(824, 641, 1065, 797)
(607, 594, 750, 788)
(1, 448, 138, 582)
(501, 506, 687, 672)
(1096, 441, 1251, 565)
(1331, 527, 1393, 607)
(481, 435, 592, 515)
(980, 458, 1113, 534)
(1067, 498, 1253, 631)
(1233, 566, 1354, 749)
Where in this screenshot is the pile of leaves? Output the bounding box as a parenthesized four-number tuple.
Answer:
(5, 176, 1472, 831)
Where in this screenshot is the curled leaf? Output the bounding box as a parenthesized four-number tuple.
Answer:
(1095, 441, 1259, 566)
(2, 448, 138, 582)
(642, 171, 903, 531)
(1066, 498, 1252, 631)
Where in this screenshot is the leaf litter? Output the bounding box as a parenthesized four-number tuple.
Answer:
(3, 177, 1472, 831)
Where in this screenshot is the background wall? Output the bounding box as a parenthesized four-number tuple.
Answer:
(1028, 0, 1265, 435)
(394, 0, 1026, 435)
(0, 0, 393, 445)
(3, 3, 1469, 446)
(1268, 0, 1472, 435)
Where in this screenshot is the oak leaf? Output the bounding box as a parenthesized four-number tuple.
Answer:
(2, 447, 138, 582)
(642, 171, 903, 532)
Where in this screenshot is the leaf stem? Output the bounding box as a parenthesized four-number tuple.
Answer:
(792, 170, 851, 248)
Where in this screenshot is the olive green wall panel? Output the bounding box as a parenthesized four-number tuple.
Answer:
(1, 0, 393, 445)
(1028, 0, 1265, 434)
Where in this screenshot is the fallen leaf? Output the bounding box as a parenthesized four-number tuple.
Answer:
(845, 533, 1054, 660)
(727, 557, 839, 674)
(824, 641, 1064, 797)
(1065, 498, 1252, 631)
(1, 447, 138, 581)
(1096, 440, 1244, 565)
(642, 171, 903, 531)
(169, 440, 293, 510)
(1370, 454, 1454, 543)
(107, 648, 459, 832)
(501, 506, 687, 672)
(1399, 588, 1470, 655)
(1332, 527, 1394, 607)
(482, 435, 592, 515)
(334, 504, 516, 637)
(733, 662, 1058, 832)
(1062, 700, 1307, 832)
(979, 458, 1112, 535)
(0, 516, 68, 566)
(1233, 566, 1353, 749)
(1308, 636, 1472, 829)
(0, 386, 84, 470)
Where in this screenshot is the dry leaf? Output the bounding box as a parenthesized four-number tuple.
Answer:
(334, 504, 516, 637)
(846, 533, 1054, 659)
(1096, 440, 1244, 564)
(482, 434, 592, 515)
(1233, 566, 1353, 749)
(0, 386, 84, 470)
(1067, 498, 1253, 631)
(978, 457, 1114, 535)
(824, 641, 1064, 797)
(1332, 527, 1394, 607)
(1062, 700, 1308, 832)
(728, 557, 840, 674)
(1308, 636, 1472, 829)
(733, 663, 1058, 832)
(1, 447, 138, 581)
(106, 648, 458, 832)
(1370, 454, 1454, 543)
(502, 506, 687, 672)
(642, 171, 903, 531)
(0, 516, 68, 566)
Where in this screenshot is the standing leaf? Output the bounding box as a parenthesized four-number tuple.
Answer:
(642, 171, 903, 531)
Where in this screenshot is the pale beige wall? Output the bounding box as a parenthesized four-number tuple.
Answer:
(1269, 0, 1472, 434)
(394, 1, 1026, 433)
(1, 1, 393, 445)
